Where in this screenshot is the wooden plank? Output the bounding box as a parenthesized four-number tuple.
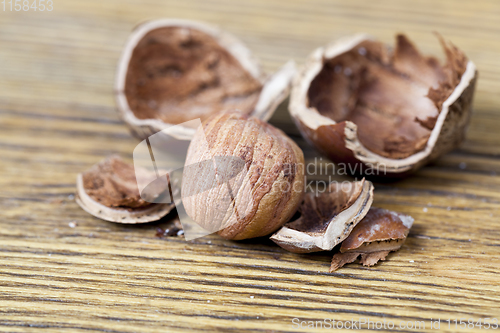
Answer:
(1, 0, 500, 332)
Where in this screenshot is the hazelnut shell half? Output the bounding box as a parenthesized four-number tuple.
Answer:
(76, 155, 174, 223)
(116, 19, 296, 140)
(270, 179, 374, 253)
(289, 34, 477, 175)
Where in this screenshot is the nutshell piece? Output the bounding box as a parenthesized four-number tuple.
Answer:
(330, 207, 414, 271)
(181, 111, 305, 240)
(76, 155, 174, 223)
(116, 18, 295, 140)
(290, 33, 477, 175)
(155, 217, 184, 238)
(271, 179, 374, 253)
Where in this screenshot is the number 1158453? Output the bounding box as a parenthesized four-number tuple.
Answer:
(2, 0, 53, 11)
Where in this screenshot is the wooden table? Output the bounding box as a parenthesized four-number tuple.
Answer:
(1, 0, 500, 332)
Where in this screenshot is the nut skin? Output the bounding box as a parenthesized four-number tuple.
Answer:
(329, 207, 414, 271)
(181, 111, 305, 240)
(340, 207, 412, 252)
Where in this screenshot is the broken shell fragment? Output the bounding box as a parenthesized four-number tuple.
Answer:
(329, 207, 414, 271)
(270, 179, 373, 253)
(155, 217, 184, 238)
(76, 155, 174, 223)
(116, 18, 296, 140)
(289, 33, 477, 175)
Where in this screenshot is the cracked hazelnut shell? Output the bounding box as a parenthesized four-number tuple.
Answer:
(181, 111, 305, 240)
(116, 19, 295, 140)
(289, 34, 477, 176)
(270, 179, 373, 253)
(330, 207, 414, 271)
(76, 155, 174, 223)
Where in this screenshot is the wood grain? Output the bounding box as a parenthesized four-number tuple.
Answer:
(1, 0, 500, 332)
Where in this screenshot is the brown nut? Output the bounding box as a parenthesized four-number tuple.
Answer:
(76, 155, 174, 223)
(330, 207, 414, 271)
(290, 33, 477, 176)
(115, 19, 295, 140)
(270, 179, 374, 253)
(181, 111, 305, 240)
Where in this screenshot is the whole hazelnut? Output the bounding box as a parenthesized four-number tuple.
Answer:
(181, 112, 305, 240)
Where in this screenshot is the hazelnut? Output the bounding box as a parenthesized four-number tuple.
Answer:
(270, 179, 374, 253)
(289, 34, 477, 176)
(115, 19, 295, 140)
(330, 207, 414, 271)
(181, 111, 305, 240)
(76, 155, 174, 223)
